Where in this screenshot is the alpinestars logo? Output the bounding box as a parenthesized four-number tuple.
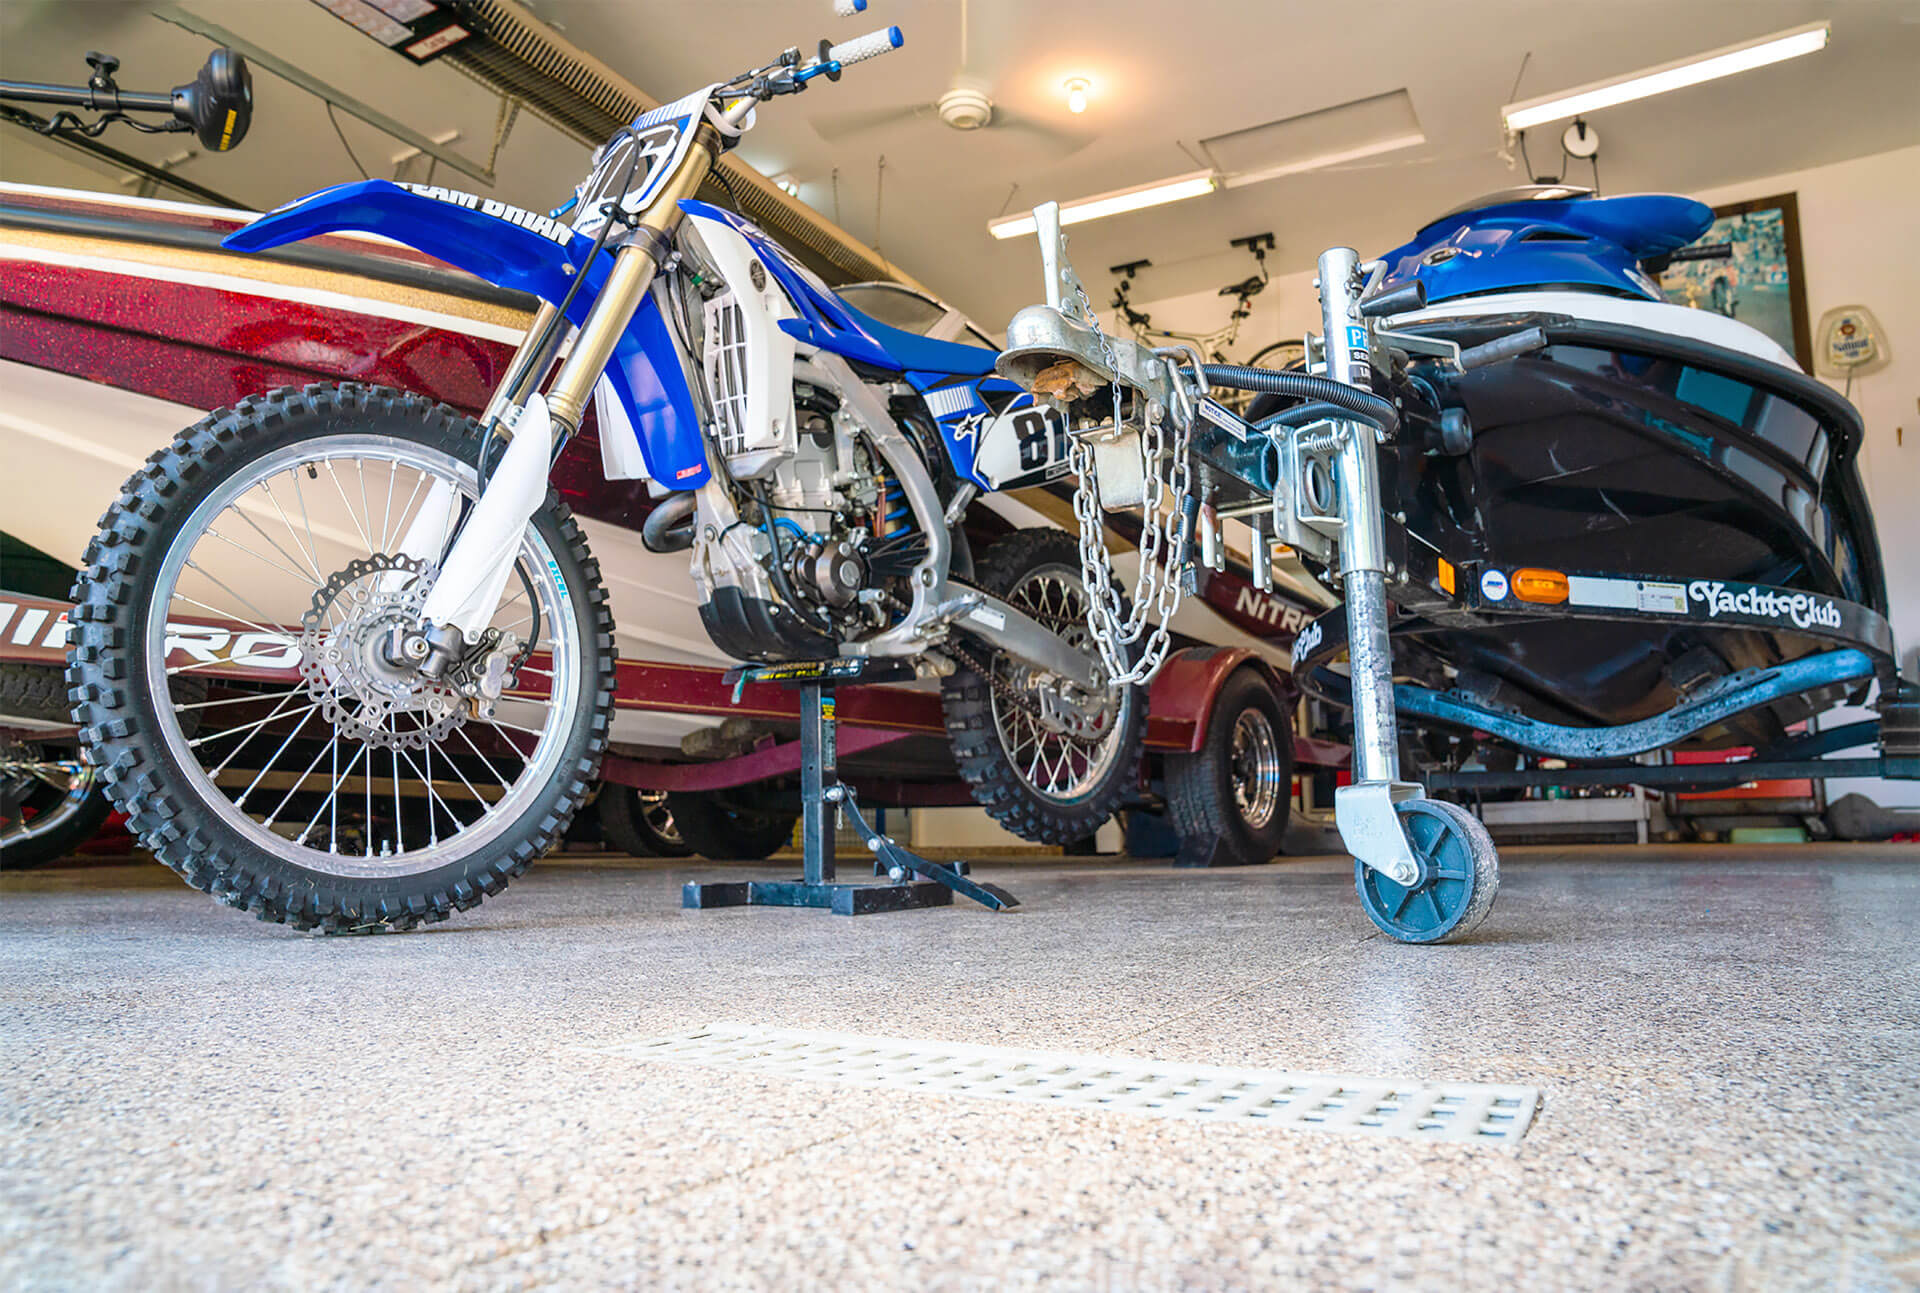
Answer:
(950, 412, 988, 444)
(1687, 581, 1841, 630)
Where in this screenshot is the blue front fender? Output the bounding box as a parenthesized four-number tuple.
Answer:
(224, 180, 709, 487)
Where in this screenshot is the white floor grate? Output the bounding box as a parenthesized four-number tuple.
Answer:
(592, 1023, 1541, 1148)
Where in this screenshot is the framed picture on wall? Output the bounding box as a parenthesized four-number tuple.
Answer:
(1657, 192, 1813, 369)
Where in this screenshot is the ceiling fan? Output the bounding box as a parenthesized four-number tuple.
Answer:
(811, 0, 1095, 158)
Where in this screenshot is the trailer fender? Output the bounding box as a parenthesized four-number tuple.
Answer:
(1149, 647, 1290, 754)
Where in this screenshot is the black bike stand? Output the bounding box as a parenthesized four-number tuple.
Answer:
(682, 659, 1019, 916)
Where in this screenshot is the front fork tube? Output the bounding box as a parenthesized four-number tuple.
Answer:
(411, 242, 659, 644)
(411, 134, 717, 647)
(1319, 246, 1422, 886)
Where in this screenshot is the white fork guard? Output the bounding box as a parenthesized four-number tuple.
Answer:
(416, 394, 557, 638)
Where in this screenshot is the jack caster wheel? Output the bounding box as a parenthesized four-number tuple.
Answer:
(1355, 798, 1499, 944)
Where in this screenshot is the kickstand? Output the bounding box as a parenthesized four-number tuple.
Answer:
(833, 786, 1018, 911)
(683, 668, 1019, 916)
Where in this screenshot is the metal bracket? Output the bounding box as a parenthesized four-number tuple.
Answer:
(1268, 420, 1343, 564)
(1335, 781, 1424, 885)
(1370, 328, 1463, 366)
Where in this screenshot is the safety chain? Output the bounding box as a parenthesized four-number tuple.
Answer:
(1066, 282, 1195, 686)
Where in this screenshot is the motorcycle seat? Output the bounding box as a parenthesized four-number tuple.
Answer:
(829, 295, 1001, 376)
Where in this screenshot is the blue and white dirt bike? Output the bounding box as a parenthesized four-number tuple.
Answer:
(68, 19, 1143, 930)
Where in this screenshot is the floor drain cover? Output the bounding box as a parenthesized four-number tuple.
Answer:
(594, 1023, 1540, 1147)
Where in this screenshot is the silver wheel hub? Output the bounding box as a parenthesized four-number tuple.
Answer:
(1230, 708, 1283, 829)
(299, 555, 463, 750)
(988, 565, 1129, 801)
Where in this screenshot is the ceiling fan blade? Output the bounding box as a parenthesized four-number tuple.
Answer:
(990, 107, 1098, 158)
(811, 102, 933, 142)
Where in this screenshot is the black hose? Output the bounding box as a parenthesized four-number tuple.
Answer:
(640, 490, 697, 553)
(1200, 364, 1399, 436)
(748, 484, 835, 633)
(1253, 400, 1350, 432)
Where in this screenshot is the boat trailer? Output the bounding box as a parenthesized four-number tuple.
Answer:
(992, 202, 1916, 942)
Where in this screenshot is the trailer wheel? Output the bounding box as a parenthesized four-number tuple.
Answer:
(1166, 667, 1294, 866)
(598, 786, 692, 857)
(1, 742, 112, 870)
(1355, 798, 1499, 943)
(667, 786, 797, 861)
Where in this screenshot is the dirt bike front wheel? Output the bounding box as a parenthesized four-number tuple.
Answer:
(67, 384, 615, 932)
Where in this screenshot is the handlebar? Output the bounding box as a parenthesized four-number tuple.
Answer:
(826, 26, 904, 67)
(832, 0, 870, 15)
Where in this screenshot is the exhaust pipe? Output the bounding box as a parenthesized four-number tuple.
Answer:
(641, 491, 697, 553)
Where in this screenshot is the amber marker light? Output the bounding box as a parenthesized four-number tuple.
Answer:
(1512, 568, 1570, 604)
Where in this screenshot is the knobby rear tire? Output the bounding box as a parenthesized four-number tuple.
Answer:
(941, 529, 1145, 845)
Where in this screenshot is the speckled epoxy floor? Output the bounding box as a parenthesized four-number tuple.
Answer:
(3, 844, 1917, 1290)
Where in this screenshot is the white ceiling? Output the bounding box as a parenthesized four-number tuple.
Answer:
(6, 0, 1919, 330)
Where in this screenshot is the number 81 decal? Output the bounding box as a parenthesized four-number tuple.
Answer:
(974, 403, 1072, 489)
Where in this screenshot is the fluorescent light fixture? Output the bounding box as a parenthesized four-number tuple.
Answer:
(988, 170, 1217, 240)
(1502, 21, 1829, 132)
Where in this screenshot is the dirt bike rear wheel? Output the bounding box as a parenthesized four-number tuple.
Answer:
(940, 529, 1145, 845)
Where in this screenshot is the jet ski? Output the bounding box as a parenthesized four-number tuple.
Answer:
(1263, 185, 1902, 760)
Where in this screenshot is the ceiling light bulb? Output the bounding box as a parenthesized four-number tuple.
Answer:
(1065, 78, 1090, 115)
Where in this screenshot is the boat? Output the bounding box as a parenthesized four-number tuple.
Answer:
(0, 183, 1327, 834)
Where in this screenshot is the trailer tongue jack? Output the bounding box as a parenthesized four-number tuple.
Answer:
(682, 658, 1019, 916)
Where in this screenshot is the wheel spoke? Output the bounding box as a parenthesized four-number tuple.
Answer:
(232, 707, 316, 811)
(228, 504, 328, 588)
(203, 524, 322, 588)
(290, 471, 326, 577)
(261, 722, 340, 829)
(192, 690, 314, 754)
(454, 725, 516, 792)
(173, 578, 294, 646)
(325, 461, 376, 552)
(378, 457, 400, 553)
(258, 479, 326, 581)
(176, 690, 303, 713)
